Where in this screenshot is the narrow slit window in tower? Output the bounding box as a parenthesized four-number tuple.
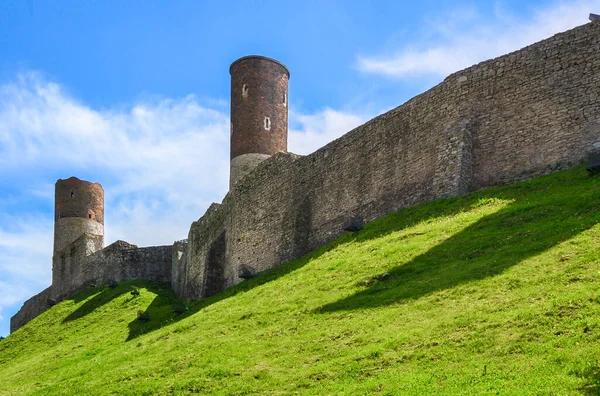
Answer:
(283, 93, 287, 107)
(70, 191, 74, 198)
(264, 117, 271, 131)
(242, 84, 248, 98)
(88, 214, 92, 219)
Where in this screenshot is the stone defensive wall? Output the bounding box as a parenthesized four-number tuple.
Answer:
(11, 20, 600, 333)
(52, 236, 172, 298)
(11, 237, 172, 332)
(173, 21, 600, 300)
(9, 287, 53, 334)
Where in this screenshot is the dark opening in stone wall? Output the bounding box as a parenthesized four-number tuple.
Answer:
(204, 231, 226, 297)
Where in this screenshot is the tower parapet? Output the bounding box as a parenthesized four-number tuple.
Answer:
(53, 177, 104, 255)
(229, 55, 290, 189)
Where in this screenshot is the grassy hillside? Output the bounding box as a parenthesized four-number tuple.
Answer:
(2, 166, 600, 395)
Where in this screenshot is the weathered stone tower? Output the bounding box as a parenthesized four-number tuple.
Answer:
(53, 177, 104, 255)
(229, 55, 290, 189)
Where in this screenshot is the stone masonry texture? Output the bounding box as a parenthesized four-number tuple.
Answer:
(52, 236, 172, 298)
(10, 287, 53, 333)
(229, 153, 271, 190)
(12, 21, 600, 332)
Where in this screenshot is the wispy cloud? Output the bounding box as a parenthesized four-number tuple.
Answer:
(357, 0, 599, 78)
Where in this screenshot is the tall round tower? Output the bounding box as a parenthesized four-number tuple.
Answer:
(229, 55, 290, 189)
(53, 177, 104, 255)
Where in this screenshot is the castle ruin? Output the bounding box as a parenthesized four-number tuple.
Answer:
(11, 20, 600, 333)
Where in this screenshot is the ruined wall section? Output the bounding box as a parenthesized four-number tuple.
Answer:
(177, 203, 228, 299)
(221, 84, 459, 293)
(77, 241, 172, 294)
(432, 119, 475, 197)
(52, 233, 103, 296)
(9, 287, 53, 333)
(53, 236, 172, 298)
(184, 21, 600, 300)
(12, 238, 173, 333)
(171, 239, 188, 298)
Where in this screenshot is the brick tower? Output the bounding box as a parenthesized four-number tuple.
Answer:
(53, 177, 104, 255)
(229, 55, 290, 189)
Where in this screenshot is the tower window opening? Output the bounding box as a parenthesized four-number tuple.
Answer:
(88, 214, 92, 219)
(283, 93, 287, 107)
(242, 84, 249, 98)
(264, 117, 271, 131)
(70, 191, 74, 198)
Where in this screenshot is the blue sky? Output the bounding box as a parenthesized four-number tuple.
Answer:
(0, 0, 597, 337)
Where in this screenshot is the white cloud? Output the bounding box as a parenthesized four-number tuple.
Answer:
(357, 0, 600, 78)
(0, 72, 232, 242)
(289, 108, 366, 155)
(0, 72, 365, 335)
(0, 218, 53, 334)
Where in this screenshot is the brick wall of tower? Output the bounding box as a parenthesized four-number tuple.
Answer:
(229, 56, 289, 188)
(54, 177, 104, 255)
(55, 177, 104, 223)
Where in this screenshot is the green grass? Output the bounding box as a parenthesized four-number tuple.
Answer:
(2, 166, 600, 395)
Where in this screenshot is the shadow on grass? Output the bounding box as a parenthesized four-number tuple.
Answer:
(57, 265, 324, 341)
(125, 259, 317, 340)
(62, 280, 153, 323)
(124, 184, 500, 340)
(318, 167, 600, 312)
(126, 284, 182, 341)
(576, 361, 600, 395)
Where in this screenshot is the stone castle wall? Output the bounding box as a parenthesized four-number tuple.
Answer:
(52, 236, 172, 298)
(12, 20, 600, 333)
(174, 21, 600, 300)
(11, 236, 172, 332)
(9, 287, 53, 333)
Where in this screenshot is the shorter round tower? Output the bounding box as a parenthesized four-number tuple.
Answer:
(229, 55, 290, 189)
(53, 177, 104, 255)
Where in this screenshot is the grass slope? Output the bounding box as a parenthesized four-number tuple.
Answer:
(2, 167, 600, 395)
